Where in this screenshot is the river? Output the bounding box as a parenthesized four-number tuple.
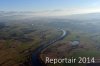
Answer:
(31, 29, 68, 66)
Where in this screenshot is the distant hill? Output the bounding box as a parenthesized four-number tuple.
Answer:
(0, 11, 100, 22)
(65, 13, 100, 20)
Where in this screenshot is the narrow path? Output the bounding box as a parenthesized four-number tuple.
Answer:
(31, 29, 68, 66)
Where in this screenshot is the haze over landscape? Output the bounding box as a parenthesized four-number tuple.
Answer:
(0, 0, 100, 66)
(1, 0, 100, 16)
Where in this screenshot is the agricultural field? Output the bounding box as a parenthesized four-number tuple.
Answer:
(1, 13, 100, 66)
(0, 21, 61, 66)
(41, 21, 100, 66)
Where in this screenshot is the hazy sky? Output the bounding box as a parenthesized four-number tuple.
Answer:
(1, 0, 100, 16)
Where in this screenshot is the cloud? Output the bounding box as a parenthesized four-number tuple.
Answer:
(30, 7, 100, 16)
(2, 7, 100, 17)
